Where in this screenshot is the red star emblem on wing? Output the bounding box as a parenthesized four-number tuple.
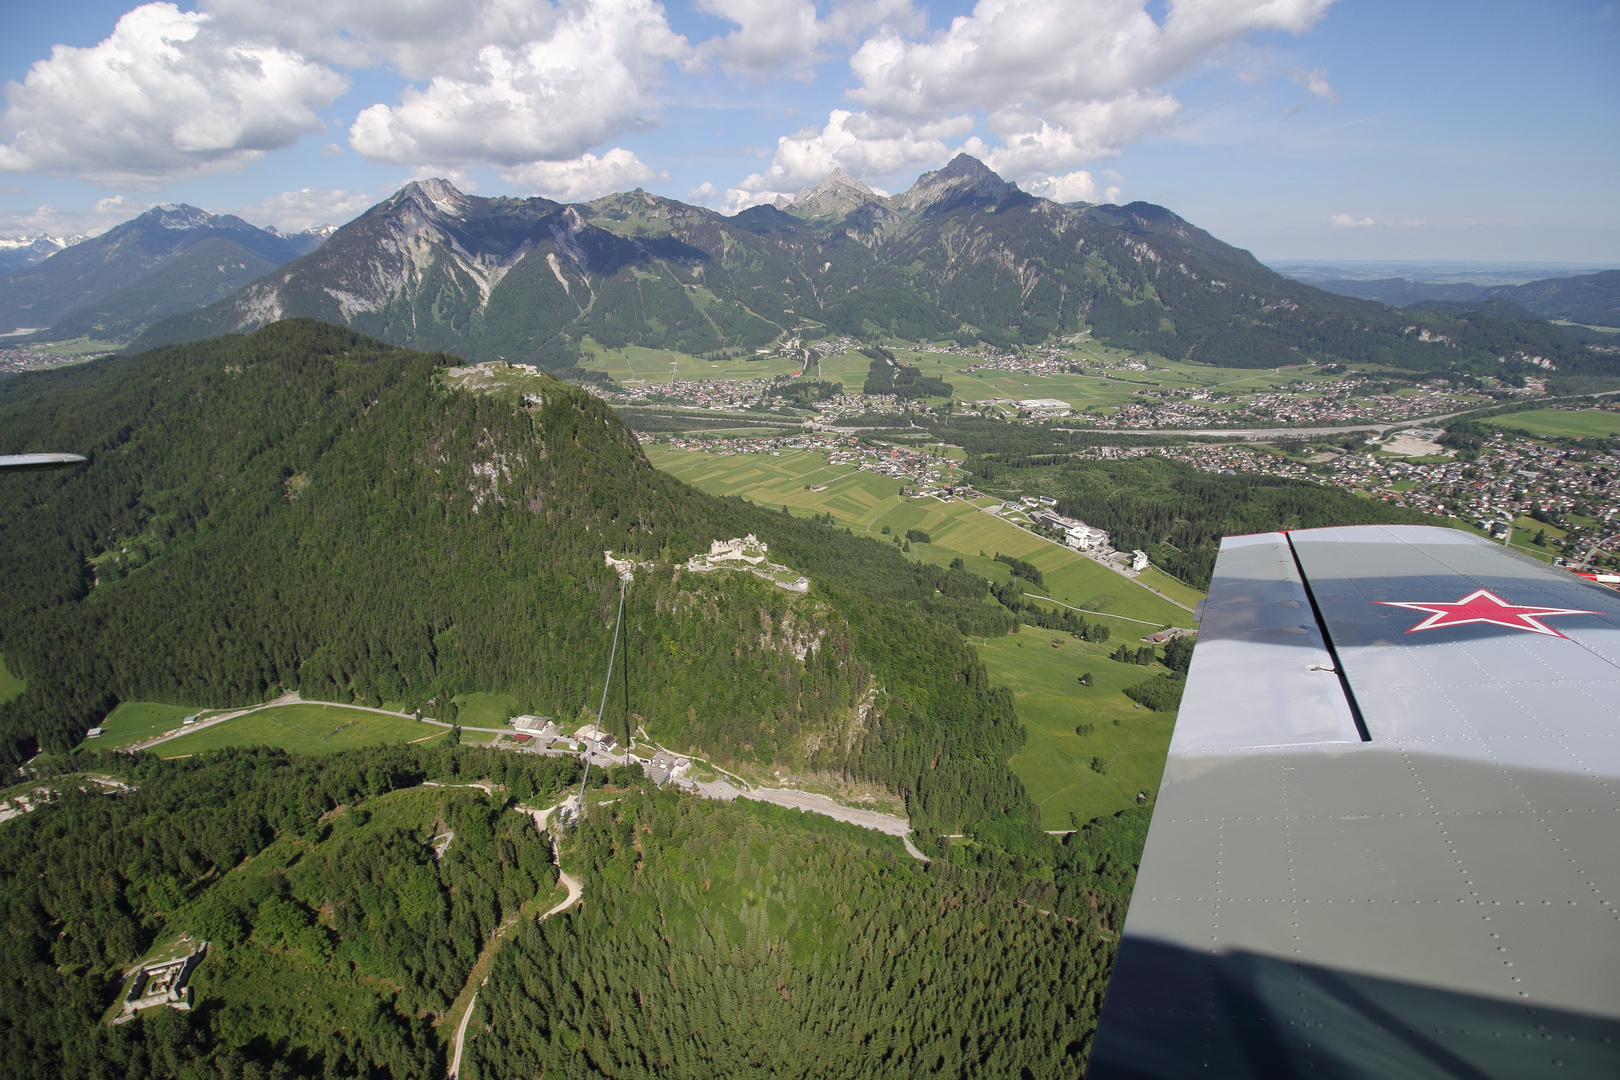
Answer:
(1377, 588, 1604, 638)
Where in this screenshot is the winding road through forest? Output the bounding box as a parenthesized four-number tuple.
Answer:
(447, 823, 582, 1079)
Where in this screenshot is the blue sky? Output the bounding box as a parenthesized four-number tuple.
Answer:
(0, 0, 1615, 263)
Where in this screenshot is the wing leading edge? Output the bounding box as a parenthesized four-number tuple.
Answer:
(1087, 525, 1620, 1080)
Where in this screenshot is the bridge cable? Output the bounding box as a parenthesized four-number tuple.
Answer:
(572, 577, 627, 822)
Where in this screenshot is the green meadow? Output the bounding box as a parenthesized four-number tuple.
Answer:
(815, 344, 1337, 416)
(157, 703, 461, 757)
(586, 333, 1348, 417)
(453, 690, 523, 727)
(579, 341, 808, 382)
(1485, 408, 1620, 439)
(977, 632, 1178, 828)
(93, 701, 213, 749)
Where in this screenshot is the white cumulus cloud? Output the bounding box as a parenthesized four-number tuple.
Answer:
(348, 0, 685, 171)
(500, 148, 665, 201)
(0, 3, 347, 185)
(199, 0, 568, 81)
(1022, 170, 1099, 204)
(1330, 213, 1374, 227)
(732, 0, 1335, 199)
(736, 108, 969, 194)
(690, 0, 921, 81)
(240, 187, 379, 232)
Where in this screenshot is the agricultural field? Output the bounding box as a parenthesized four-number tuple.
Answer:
(646, 446, 1195, 630)
(579, 341, 808, 382)
(1485, 408, 1620, 439)
(156, 702, 463, 757)
(813, 345, 1338, 414)
(588, 333, 1347, 418)
(976, 632, 1178, 827)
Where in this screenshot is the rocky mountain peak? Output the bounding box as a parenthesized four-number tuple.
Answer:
(147, 204, 218, 230)
(393, 178, 472, 219)
(901, 154, 1017, 213)
(786, 168, 885, 220)
(793, 168, 876, 205)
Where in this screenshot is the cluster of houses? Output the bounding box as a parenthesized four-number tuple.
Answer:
(508, 714, 694, 787)
(510, 715, 619, 754)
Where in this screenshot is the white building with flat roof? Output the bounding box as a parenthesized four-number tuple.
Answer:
(1066, 524, 1109, 551)
(1019, 398, 1073, 417)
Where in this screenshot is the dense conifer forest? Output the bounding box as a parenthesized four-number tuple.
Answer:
(462, 788, 1146, 1080)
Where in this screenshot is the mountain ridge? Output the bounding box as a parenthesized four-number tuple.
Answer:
(0, 204, 334, 341)
(126, 160, 1617, 380)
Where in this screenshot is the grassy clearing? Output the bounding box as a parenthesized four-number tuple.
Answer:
(159, 703, 450, 756)
(0, 656, 24, 706)
(1485, 408, 1620, 439)
(976, 632, 1178, 827)
(93, 701, 211, 749)
(453, 691, 521, 728)
(1136, 566, 1207, 608)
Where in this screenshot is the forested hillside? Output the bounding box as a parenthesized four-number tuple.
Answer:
(130, 163, 1615, 382)
(0, 744, 580, 1080)
(0, 320, 1031, 834)
(1, 739, 1150, 1078)
(464, 788, 1145, 1080)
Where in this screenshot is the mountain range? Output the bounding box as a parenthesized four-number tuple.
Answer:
(124, 156, 1612, 382)
(1300, 269, 1620, 328)
(0, 233, 83, 274)
(0, 206, 331, 342)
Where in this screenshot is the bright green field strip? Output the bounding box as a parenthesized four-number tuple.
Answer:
(94, 701, 211, 749)
(0, 656, 24, 706)
(1485, 409, 1620, 439)
(159, 703, 450, 756)
(1136, 566, 1208, 609)
(579, 342, 806, 383)
(975, 633, 1177, 827)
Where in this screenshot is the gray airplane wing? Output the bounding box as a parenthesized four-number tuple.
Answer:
(0, 453, 85, 472)
(1087, 525, 1620, 1080)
